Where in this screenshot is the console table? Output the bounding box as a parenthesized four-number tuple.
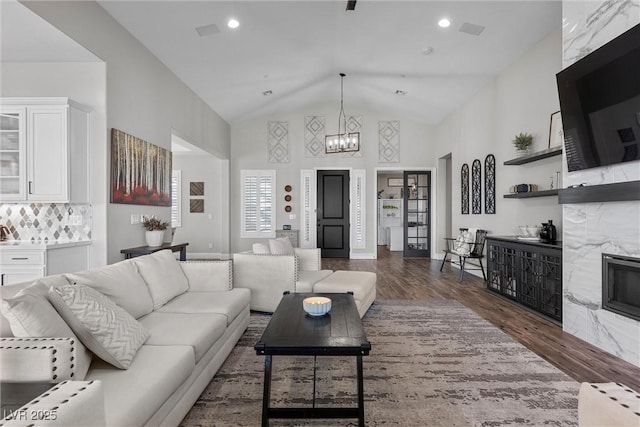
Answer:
(486, 236, 562, 322)
(121, 242, 188, 261)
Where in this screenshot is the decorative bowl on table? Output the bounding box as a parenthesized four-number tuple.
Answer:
(303, 296, 332, 316)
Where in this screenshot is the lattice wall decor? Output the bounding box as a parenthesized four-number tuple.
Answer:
(461, 164, 469, 215)
(378, 121, 400, 163)
(484, 154, 496, 214)
(304, 116, 326, 158)
(267, 121, 289, 163)
(472, 159, 482, 214)
(341, 116, 363, 158)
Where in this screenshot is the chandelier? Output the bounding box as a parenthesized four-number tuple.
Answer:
(325, 73, 360, 154)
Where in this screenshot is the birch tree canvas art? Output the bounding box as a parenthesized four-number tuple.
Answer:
(111, 129, 172, 206)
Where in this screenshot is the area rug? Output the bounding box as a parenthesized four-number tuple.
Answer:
(181, 300, 578, 426)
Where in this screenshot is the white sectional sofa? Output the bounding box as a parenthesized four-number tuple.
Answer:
(0, 250, 250, 426)
(233, 248, 376, 317)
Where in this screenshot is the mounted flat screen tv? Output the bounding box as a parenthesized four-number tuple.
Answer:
(556, 23, 640, 172)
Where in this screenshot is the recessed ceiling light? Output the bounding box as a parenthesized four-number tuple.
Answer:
(422, 46, 434, 55)
(262, 90, 273, 96)
(438, 18, 451, 28)
(227, 18, 240, 29)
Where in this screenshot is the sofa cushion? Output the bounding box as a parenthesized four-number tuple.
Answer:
(66, 259, 153, 319)
(296, 270, 334, 293)
(269, 237, 294, 255)
(1, 278, 72, 337)
(49, 284, 149, 369)
(252, 242, 270, 254)
(133, 250, 189, 310)
(157, 288, 250, 326)
(137, 312, 227, 362)
(86, 344, 194, 427)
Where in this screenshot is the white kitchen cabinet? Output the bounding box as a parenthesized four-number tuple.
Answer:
(0, 249, 45, 286)
(0, 98, 90, 203)
(0, 108, 26, 200)
(0, 242, 90, 286)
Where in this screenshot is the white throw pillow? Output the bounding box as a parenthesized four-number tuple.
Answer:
(66, 259, 154, 319)
(49, 284, 149, 369)
(133, 250, 189, 309)
(269, 237, 294, 255)
(1, 280, 74, 337)
(453, 231, 475, 256)
(252, 242, 271, 254)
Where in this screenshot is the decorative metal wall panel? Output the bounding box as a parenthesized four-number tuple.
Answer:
(472, 159, 481, 214)
(0, 203, 92, 242)
(304, 116, 326, 158)
(484, 154, 496, 214)
(267, 121, 289, 163)
(378, 121, 400, 163)
(461, 164, 469, 215)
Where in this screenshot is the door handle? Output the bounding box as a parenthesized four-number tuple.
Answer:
(28, 181, 33, 194)
(1, 273, 4, 286)
(11, 257, 29, 260)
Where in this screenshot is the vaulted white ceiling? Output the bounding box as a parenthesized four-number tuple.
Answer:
(98, 1, 561, 125)
(2, 1, 562, 126)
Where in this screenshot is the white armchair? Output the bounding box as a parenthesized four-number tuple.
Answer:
(232, 248, 333, 312)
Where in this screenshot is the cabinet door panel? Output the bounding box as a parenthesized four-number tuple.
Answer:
(28, 107, 68, 201)
(0, 108, 26, 200)
(1, 266, 45, 286)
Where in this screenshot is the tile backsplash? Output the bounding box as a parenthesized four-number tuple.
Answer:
(0, 203, 92, 242)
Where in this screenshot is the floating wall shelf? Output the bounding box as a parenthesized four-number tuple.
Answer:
(558, 181, 640, 204)
(504, 147, 562, 165)
(504, 189, 559, 199)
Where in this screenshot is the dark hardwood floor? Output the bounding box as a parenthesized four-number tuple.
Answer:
(321, 246, 640, 391)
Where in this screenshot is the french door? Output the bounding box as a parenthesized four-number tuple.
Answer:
(403, 171, 431, 257)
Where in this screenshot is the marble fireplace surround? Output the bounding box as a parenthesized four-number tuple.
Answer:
(562, 0, 640, 368)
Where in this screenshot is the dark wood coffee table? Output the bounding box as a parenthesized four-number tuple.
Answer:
(254, 292, 371, 427)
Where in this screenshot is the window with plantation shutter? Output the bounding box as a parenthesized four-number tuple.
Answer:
(171, 170, 181, 227)
(241, 170, 276, 238)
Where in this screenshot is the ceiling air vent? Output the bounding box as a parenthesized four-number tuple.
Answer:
(195, 23, 220, 37)
(459, 22, 485, 36)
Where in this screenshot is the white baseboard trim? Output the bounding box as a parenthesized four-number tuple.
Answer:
(350, 252, 377, 259)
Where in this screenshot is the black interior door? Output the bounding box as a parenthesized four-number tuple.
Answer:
(317, 170, 350, 258)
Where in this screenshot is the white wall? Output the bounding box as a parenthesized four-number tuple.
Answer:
(172, 154, 229, 258)
(433, 27, 563, 252)
(230, 102, 434, 255)
(0, 61, 108, 268)
(23, 1, 231, 263)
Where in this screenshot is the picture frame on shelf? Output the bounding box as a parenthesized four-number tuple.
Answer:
(548, 111, 564, 149)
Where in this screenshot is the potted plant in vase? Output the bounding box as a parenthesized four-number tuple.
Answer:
(142, 216, 170, 247)
(513, 132, 533, 156)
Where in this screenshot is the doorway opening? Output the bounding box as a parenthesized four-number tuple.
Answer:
(376, 169, 432, 258)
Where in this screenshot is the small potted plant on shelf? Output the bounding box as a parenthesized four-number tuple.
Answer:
(142, 215, 169, 247)
(513, 132, 533, 156)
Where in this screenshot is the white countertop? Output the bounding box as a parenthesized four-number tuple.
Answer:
(0, 240, 92, 250)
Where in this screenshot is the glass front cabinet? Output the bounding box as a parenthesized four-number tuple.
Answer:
(0, 108, 26, 200)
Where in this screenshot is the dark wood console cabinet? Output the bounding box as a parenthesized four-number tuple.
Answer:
(486, 237, 562, 322)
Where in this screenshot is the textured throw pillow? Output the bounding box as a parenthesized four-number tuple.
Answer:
(252, 242, 271, 254)
(66, 259, 154, 319)
(133, 250, 189, 309)
(48, 284, 149, 369)
(453, 231, 474, 256)
(269, 237, 294, 255)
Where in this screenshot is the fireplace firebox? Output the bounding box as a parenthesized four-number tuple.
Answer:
(602, 254, 640, 321)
